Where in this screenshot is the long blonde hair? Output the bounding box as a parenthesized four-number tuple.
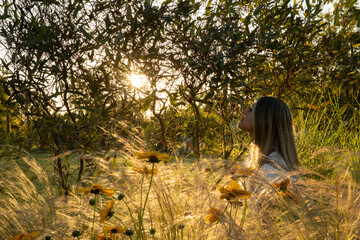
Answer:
(251, 97, 299, 171)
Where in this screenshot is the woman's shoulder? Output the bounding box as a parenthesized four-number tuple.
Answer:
(268, 151, 287, 169)
(260, 151, 299, 183)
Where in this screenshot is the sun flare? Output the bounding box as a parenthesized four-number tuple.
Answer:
(128, 73, 148, 88)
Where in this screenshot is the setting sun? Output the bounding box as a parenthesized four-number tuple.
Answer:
(128, 73, 148, 88)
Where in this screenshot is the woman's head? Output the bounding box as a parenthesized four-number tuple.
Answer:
(240, 97, 299, 170)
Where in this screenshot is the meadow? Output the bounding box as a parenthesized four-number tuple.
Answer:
(1, 0, 359, 239)
(1, 96, 359, 240)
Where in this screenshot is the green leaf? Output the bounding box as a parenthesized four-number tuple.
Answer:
(205, 0, 212, 16)
(253, 4, 263, 16)
(142, 98, 151, 112)
(2, 83, 11, 96)
(106, 102, 116, 111)
(114, 32, 122, 45)
(65, 90, 86, 96)
(73, 5, 82, 18)
(1, 59, 9, 70)
(244, 15, 251, 25)
(305, 0, 311, 11)
(79, 26, 91, 39)
(334, 5, 339, 26)
(78, 106, 94, 111)
(162, 0, 172, 6)
(11, 52, 16, 63)
(346, 0, 357, 8)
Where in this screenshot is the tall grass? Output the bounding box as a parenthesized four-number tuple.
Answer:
(0, 96, 359, 239)
(295, 88, 360, 180)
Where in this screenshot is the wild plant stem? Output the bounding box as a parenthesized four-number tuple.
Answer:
(217, 201, 229, 229)
(123, 199, 138, 233)
(136, 173, 145, 239)
(137, 163, 155, 239)
(234, 205, 239, 220)
(142, 163, 155, 216)
(140, 174, 144, 210)
(240, 181, 248, 228)
(90, 196, 97, 240)
(240, 199, 248, 229)
(221, 202, 229, 221)
(228, 205, 232, 236)
(112, 215, 127, 228)
(104, 222, 108, 240)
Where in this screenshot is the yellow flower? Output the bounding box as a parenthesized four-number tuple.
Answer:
(306, 103, 320, 110)
(278, 190, 299, 204)
(97, 226, 125, 240)
(272, 178, 290, 192)
(106, 226, 126, 234)
(273, 178, 299, 204)
(135, 151, 171, 163)
(97, 235, 114, 240)
(218, 180, 251, 200)
(230, 165, 254, 179)
(204, 208, 221, 224)
(133, 166, 158, 175)
(76, 184, 114, 197)
(229, 199, 243, 206)
(100, 200, 115, 223)
(10, 231, 40, 240)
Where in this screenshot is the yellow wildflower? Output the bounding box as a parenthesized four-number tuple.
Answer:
(218, 180, 251, 200)
(306, 103, 320, 110)
(97, 235, 114, 240)
(76, 184, 114, 197)
(272, 178, 290, 192)
(278, 190, 299, 204)
(10, 231, 40, 240)
(135, 151, 171, 163)
(100, 200, 115, 223)
(97, 226, 125, 240)
(273, 178, 299, 204)
(204, 208, 221, 224)
(133, 166, 158, 175)
(230, 165, 254, 179)
(229, 199, 243, 206)
(106, 226, 126, 234)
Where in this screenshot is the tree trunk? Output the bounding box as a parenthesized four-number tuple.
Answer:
(55, 156, 69, 195)
(192, 102, 201, 158)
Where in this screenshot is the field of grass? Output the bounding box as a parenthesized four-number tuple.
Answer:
(1, 96, 359, 240)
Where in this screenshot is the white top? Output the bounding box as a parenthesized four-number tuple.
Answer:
(259, 151, 288, 182)
(242, 151, 297, 196)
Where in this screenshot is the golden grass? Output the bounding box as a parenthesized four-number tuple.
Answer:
(0, 144, 359, 240)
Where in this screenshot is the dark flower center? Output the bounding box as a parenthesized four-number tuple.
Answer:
(107, 210, 114, 218)
(125, 228, 134, 236)
(89, 199, 96, 206)
(117, 193, 125, 200)
(148, 156, 160, 163)
(71, 230, 81, 237)
(91, 189, 100, 194)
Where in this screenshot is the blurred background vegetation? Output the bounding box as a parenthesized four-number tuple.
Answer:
(0, 0, 359, 192)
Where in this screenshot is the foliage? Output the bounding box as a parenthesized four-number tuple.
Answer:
(0, 0, 359, 192)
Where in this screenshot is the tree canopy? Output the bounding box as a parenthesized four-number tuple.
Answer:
(0, 0, 359, 157)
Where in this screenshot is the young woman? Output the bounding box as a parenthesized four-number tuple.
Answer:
(238, 96, 300, 182)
